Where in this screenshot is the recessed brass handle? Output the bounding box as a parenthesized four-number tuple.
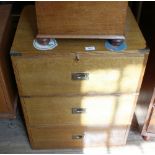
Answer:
(71, 73, 89, 80)
(72, 134, 84, 140)
(72, 108, 86, 114)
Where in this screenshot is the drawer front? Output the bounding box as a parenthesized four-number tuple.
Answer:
(21, 95, 137, 127)
(12, 55, 145, 96)
(29, 126, 126, 148)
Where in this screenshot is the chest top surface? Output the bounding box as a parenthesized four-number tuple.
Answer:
(11, 6, 147, 56)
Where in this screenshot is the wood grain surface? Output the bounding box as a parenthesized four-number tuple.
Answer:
(11, 7, 148, 97)
(10, 5, 149, 148)
(11, 6, 146, 55)
(12, 55, 146, 96)
(0, 5, 17, 119)
(35, 2, 128, 39)
(28, 125, 128, 148)
(21, 95, 138, 127)
(0, 5, 12, 49)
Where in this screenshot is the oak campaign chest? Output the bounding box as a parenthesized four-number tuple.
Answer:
(11, 6, 148, 148)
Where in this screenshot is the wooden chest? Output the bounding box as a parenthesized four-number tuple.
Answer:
(35, 1, 128, 39)
(11, 6, 148, 148)
(0, 5, 17, 119)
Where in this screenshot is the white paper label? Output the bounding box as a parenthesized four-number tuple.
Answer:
(85, 46, 96, 51)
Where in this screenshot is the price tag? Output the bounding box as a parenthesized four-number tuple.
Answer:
(85, 46, 96, 51)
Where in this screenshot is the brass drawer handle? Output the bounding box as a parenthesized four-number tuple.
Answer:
(72, 108, 86, 114)
(71, 73, 89, 80)
(72, 134, 84, 140)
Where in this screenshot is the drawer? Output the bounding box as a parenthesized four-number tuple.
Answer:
(12, 55, 145, 96)
(21, 95, 138, 127)
(28, 126, 127, 148)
